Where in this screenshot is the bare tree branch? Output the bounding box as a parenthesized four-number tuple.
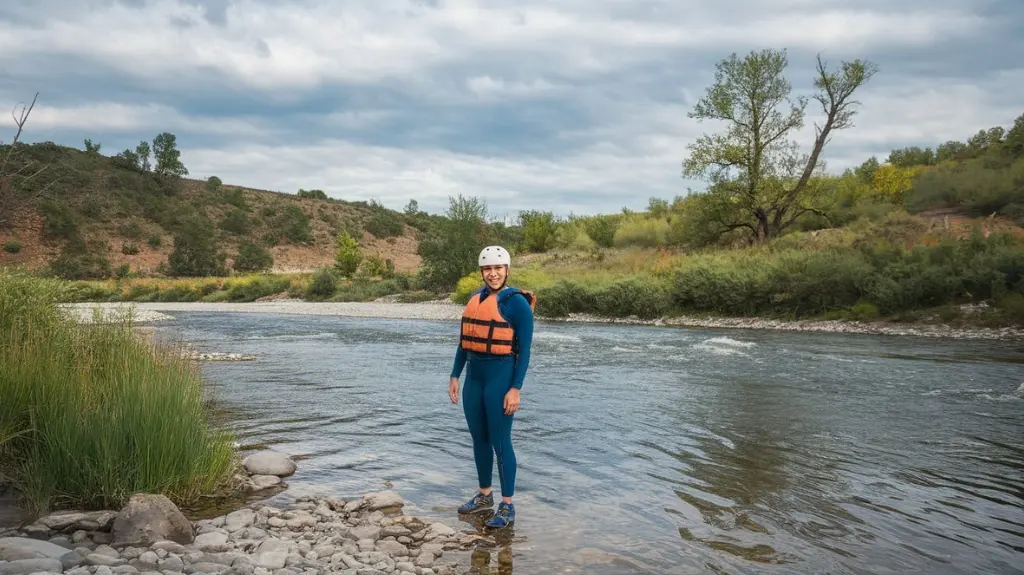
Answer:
(0, 92, 48, 230)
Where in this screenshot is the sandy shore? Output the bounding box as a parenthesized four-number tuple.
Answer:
(59, 300, 1024, 340)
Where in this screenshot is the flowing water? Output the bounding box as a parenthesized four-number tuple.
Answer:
(156, 311, 1023, 575)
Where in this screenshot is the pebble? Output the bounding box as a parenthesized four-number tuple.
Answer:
(0, 491, 465, 575)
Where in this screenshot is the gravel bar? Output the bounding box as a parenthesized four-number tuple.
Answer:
(58, 301, 1024, 340)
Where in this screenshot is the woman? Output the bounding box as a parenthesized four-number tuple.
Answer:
(448, 245, 535, 529)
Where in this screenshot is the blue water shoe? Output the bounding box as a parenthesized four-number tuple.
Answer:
(485, 502, 515, 528)
(458, 491, 494, 514)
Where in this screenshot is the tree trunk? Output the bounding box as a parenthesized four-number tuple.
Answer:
(755, 210, 770, 243)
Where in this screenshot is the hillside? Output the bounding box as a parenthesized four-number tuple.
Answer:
(0, 141, 433, 278)
(1, 101, 1022, 328)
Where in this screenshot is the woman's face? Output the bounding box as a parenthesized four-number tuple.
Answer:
(481, 265, 507, 290)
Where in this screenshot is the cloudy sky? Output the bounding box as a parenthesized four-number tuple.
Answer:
(1, 0, 1021, 219)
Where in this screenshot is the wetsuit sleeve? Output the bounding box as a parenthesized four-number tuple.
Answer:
(504, 293, 535, 390)
(450, 344, 467, 379)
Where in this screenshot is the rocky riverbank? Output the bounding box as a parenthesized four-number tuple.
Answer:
(60, 301, 1024, 341)
(0, 450, 477, 575)
(0, 490, 469, 575)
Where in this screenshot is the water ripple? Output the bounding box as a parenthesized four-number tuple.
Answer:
(158, 312, 1023, 575)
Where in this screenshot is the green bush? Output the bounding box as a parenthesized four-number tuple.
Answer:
(306, 268, 337, 300)
(0, 269, 236, 513)
(3, 240, 21, 254)
(613, 215, 669, 248)
(364, 205, 404, 238)
(218, 208, 251, 236)
(233, 242, 274, 273)
(553, 221, 597, 251)
(225, 276, 289, 301)
(581, 216, 619, 248)
(535, 281, 599, 317)
(263, 204, 312, 245)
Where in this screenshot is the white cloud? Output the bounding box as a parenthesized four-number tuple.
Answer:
(0, 0, 1020, 217)
(0, 101, 269, 138)
(0, 1, 991, 92)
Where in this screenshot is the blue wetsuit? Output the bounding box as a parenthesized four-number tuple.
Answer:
(450, 286, 534, 498)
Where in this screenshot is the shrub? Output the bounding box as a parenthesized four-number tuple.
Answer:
(335, 232, 362, 278)
(364, 205, 405, 238)
(224, 275, 290, 301)
(168, 217, 227, 277)
(218, 208, 251, 236)
(3, 240, 21, 254)
(306, 268, 337, 300)
(592, 277, 672, 319)
(613, 215, 669, 248)
(581, 216, 619, 248)
(122, 243, 140, 255)
(360, 254, 392, 278)
(553, 221, 597, 251)
(233, 242, 274, 273)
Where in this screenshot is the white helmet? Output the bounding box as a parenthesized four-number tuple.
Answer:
(478, 245, 511, 268)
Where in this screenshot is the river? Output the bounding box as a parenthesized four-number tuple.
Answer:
(154, 311, 1023, 575)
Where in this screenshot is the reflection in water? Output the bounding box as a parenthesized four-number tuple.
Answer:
(154, 312, 1024, 575)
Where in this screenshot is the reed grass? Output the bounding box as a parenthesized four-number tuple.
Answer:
(0, 268, 237, 514)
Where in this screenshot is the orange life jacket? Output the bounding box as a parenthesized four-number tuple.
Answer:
(460, 287, 536, 355)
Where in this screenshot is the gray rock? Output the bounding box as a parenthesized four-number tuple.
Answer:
(150, 541, 187, 555)
(0, 557, 64, 574)
(36, 511, 118, 533)
(183, 561, 228, 573)
(241, 452, 295, 478)
(60, 549, 87, 569)
(86, 551, 127, 566)
(423, 524, 454, 540)
(347, 527, 379, 542)
(362, 492, 404, 512)
(253, 540, 289, 570)
(112, 494, 194, 548)
(94, 544, 122, 558)
(158, 554, 184, 571)
(249, 477, 281, 491)
(0, 537, 73, 560)
(376, 541, 408, 557)
(112, 565, 140, 574)
(46, 535, 73, 549)
(223, 510, 255, 533)
(15, 525, 48, 540)
(193, 533, 229, 551)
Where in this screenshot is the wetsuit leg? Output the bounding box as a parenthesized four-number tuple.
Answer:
(482, 358, 517, 498)
(462, 362, 493, 490)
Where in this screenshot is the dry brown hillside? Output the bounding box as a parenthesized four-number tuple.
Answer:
(0, 142, 432, 277)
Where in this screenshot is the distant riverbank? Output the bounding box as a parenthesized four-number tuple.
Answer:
(61, 300, 1024, 340)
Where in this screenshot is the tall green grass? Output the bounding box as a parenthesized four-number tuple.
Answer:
(0, 269, 237, 514)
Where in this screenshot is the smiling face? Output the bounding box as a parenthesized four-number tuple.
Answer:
(480, 264, 508, 291)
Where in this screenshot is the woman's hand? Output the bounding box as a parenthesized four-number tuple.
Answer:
(449, 377, 460, 404)
(504, 388, 520, 415)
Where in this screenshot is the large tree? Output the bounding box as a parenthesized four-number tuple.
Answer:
(682, 49, 878, 242)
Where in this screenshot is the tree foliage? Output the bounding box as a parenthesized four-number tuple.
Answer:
(334, 231, 361, 278)
(417, 194, 490, 289)
(681, 48, 878, 243)
(168, 216, 226, 277)
(153, 132, 188, 177)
